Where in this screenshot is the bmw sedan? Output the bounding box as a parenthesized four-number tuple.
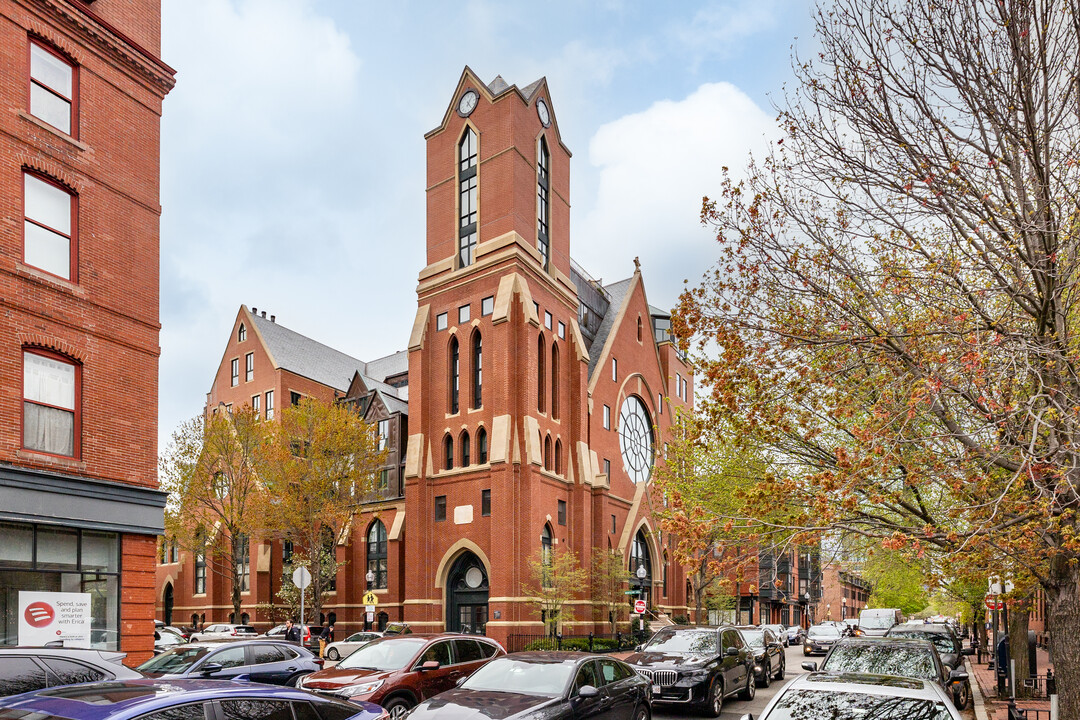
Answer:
(0, 678, 386, 720)
(137, 640, 322, 686)
(407, 653, 650, 720)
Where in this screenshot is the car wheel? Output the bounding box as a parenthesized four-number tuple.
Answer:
(953, 680, 970, 710)
(774, 657, 785, 681)
(757, 662, 770, 688)
(384, 697, 414, 720)
(326, 647, 340, 661)
(739, 668, 756, 701)
(701, 677, 723, 718)
(633, 704, 650, 720)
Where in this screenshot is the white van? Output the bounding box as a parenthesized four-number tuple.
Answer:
(858, 608, 903, 636)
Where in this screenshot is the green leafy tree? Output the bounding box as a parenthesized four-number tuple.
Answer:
(523, 544, 588, 636)
(591, 548, 631, 633)
(863, 550, 929, 617)
(161, 409, 269, 623)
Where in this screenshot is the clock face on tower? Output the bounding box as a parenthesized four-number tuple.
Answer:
(619, 395, 654, 484)
(458, 90, 479, 117)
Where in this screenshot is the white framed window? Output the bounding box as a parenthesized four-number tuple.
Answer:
(459, 304, 471, 323)
(436, 312, 448, 331)
(378, 419, 389, 451)
(252, 395, 260, 416)
(29, 40, 75, 136)
(544, 311, 552, 330)
(481, 296, 494, 316)
(230, 358, 239, 387)
(24, 172, 75, 280)
(245, 352, 254, 382)
(23, 349, 78, 457)
(558, 321, 565, 339)
(603, 405, 611, 430)
(265, 390, 274, 420)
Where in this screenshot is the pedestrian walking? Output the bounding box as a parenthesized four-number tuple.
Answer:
(319, 623, 333, 658)
(284, 619, 302, 644)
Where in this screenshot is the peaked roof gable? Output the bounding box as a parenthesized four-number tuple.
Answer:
(246, 309, 366, 394)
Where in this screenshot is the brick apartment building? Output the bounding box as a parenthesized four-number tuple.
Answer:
(0, 0, 173, 662)
(157, 67, 696, 644)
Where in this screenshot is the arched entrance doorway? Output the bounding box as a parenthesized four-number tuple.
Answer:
(629, 529, 653, 608)
(163, 583, 174, 626)
(446, 551, 488, 634)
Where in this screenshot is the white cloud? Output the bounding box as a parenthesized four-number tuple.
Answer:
(669, 0, 781, 56)
(575, 82, 778, 306)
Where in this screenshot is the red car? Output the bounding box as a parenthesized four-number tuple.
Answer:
(297, 634, 504, 720)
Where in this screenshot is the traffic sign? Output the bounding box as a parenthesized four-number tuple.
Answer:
(362, 591, 378, 606)
(985, 596, 1003, 611)
(634, 599, 647, 614)
(292, 566, 312, 590)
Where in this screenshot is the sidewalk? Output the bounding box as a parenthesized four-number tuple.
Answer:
(968, 646, 1053, 719)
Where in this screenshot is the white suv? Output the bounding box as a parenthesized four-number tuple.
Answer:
(189, 624, 258, 642)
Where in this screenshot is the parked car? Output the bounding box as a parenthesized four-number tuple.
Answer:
(407, 652, 650, 720)
(624, 624, 755, 717)
(382, 623, 412, 635)
(734, 626, 785, 687)
(803, 636, 968, 709)
(325, 631, 383, 661)
(760, 624, 788, 647)
(0, 647, 144, 697)
(162, 626, 190, 640)
(842, 618, 860, 635)
(785, 625, 805, 644)
(298, 634, 505, 720)
(189, 624, 258, 642)
(750, 671, 962, 720)
(858, 607, 904, 637)
(136, 639, 322, 686)
(152, 629, 187, 655)
(803, 623, 843, 655)
(0, 678, 387, 720)
(262, 623, 316, 651)
(887, 622, 974, 709)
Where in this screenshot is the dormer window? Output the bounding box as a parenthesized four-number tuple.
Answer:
(238, 323, 246, 342)
(459, 128, 478, 268)
(537, 137, 550, 268)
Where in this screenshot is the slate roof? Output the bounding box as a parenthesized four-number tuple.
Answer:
(249, 312, 407, 404)
(587, 277, 634, 379)
(486, 75, 544, 101)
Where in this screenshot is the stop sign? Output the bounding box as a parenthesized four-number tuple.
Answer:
(634, 599, 647, 614)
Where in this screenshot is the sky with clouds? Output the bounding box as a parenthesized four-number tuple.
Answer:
(157, 0, 816, 449)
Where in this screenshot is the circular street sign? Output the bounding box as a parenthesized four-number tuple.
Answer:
(292, 566, 312, 590)
(985, 596, 1003, 610)
(634, 599, 647, 614)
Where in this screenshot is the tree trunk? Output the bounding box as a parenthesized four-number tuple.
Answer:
(1008, 597, 1030, 690)
(1046, 560, 1080, 718)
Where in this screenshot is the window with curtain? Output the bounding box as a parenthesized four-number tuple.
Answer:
(367, 520, 387, 589)
(23, 349, 78, 457)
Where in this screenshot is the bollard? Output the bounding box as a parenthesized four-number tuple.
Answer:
(617, 631, 622, 649)
(588, 632, 594, 652)
(556, 632, 562, 651)
(1047, 668, 1056, 696)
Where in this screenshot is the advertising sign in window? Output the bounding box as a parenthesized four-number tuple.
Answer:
(18, 591, 91, 647)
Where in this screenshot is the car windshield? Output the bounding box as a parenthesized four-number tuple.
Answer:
(822, 645, 938, 680)
(890, 631, 956, 654)
(808, 626, 841, 639)
(860, 614, 896, 630)
(338, 638, 426, 671)
(765, 688, 954, 720)
(346, 633, 374, 642)
(644, 629, 717, 655)
(461, 658, 573, 696)
(137, 646, 212, 674)
(741, 630, 765, 648)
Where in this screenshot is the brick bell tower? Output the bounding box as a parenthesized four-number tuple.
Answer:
(404, 68, 597, 640)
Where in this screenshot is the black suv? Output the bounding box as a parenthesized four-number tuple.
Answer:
(625, 625, 755, 717)
(886, 622, 974, 709)
(735, 625, 786, 687)
(0, 647, 144, 697)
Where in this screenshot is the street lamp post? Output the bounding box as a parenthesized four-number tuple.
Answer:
(842, 597, 847, 620)
(635, 565, 647, 644)
(804, 592, 812, 627)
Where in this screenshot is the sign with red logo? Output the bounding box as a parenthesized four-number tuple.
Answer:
(18, 592, 92, 647)
(634, 599, 647, 614)
(985, 595, 1004, 611)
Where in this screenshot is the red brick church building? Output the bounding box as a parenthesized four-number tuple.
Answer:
(158, 68, 695, 644)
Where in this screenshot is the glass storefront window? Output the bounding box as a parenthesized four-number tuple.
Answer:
(0, 522, 121, 649)
(37, 527, 78, 570)
(0, 523, 32, 568)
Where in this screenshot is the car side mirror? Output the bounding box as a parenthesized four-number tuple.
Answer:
(739, 715, 754, 720)
(421, 660, 441, 671)
(725, 647, 739, 657)
(962, 647, 976, 656)
(801, 662, 818, 672)
(949, 668, 969, 683)
(199, 663, 224, 675)
(577, 685, 600, 699)
(634, 645, 643, 652)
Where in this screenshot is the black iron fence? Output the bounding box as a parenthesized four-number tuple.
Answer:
(505, 632, 641, 654)
(991, 670, 1056, 700)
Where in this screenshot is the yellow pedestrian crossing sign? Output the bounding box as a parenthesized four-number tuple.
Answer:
(362, 591, 378, 606)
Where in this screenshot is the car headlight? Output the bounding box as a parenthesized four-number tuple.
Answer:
(338, 680, 384, 697)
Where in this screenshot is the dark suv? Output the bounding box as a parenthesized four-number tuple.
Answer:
(0, 647, 144, 697)
(624, 625, 755, 717)
(886, 622, 974, 709)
